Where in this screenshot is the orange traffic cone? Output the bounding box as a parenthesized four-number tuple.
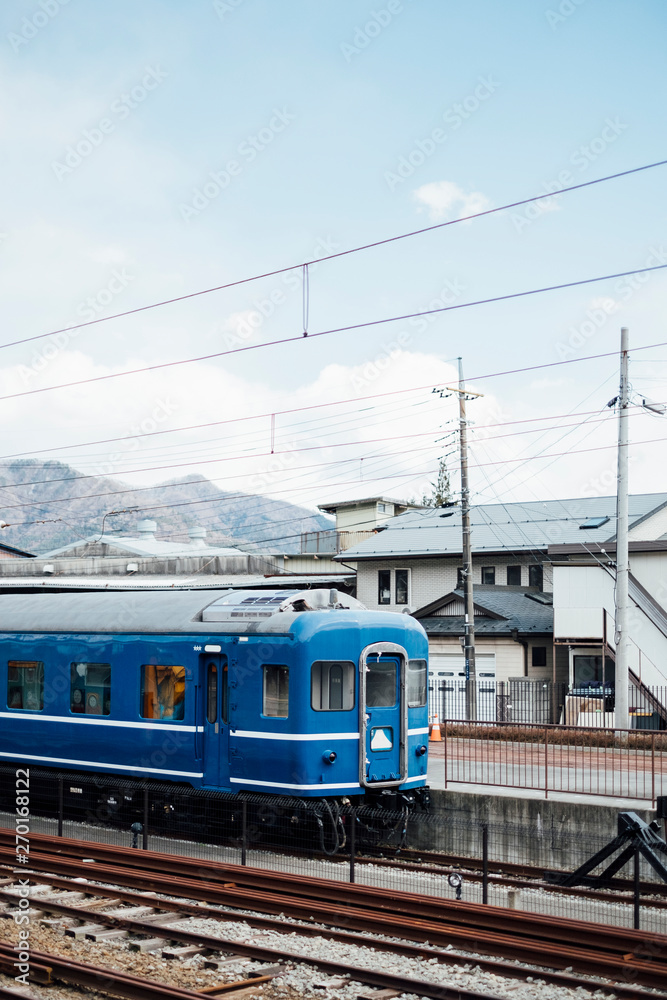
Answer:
(429, 714, 442, 742)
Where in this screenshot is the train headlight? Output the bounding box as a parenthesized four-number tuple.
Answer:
(416, 744, 427, 756)
(322, 750, 337, 764)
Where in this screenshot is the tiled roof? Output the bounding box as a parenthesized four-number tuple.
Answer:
(415, 585, 553, 636)
(336, 494, 667, 560)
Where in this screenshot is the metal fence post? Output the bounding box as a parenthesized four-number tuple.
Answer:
(142, 786, 149, 850)
(634, 845, 641, 930)
(241, 799, 248, 866)
(349, 806, 356, 884)
(544, 724, 549, 799)
(443, 718, 448, 789)
(57, 776, 64, 838)
(482, 823, 488, 904)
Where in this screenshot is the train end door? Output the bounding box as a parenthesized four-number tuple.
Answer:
(359, 642, 407, 787)
(200, 651, 229, 788)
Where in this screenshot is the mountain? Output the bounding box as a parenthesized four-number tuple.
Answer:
(0, 460, 333, 555)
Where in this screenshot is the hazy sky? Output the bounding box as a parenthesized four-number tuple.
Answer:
(0, 0, 665, 534)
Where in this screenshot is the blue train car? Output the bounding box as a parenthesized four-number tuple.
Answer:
(0, 589, 430, 806)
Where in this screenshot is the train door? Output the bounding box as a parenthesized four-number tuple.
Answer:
(201, 652, 229, 788)
(360, 642, 407, 786)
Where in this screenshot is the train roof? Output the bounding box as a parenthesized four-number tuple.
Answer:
(0, 588, 422, 636)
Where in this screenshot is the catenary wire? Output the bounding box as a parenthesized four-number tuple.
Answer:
(4, 158, 665, 354)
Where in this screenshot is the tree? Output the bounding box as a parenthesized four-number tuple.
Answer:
(420, 457, 455, 507)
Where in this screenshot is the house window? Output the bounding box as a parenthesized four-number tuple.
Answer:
(532, 647, 547, 668)
(71, 662, 111, 715)
(395, 569, 409, 605)
(263, 664, 289, 717)
(529, 564, 543, 590)
(456, 567, 465, 589)
(378, 569, 391, 604)
(481, 567, 495, 585)
(8, 661, 44, 711)
(311, 661, 355, 711)
(507, 565, 521, 586)
(408, 659, 427, 707)
(140, 665, 185, 721)
(377, 502, 386, 513)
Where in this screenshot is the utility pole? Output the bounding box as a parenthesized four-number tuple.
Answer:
(458, 357, 477, 720)
(614, 327, 630, 732)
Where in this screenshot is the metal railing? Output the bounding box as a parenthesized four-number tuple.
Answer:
(436, 719, 667, 804)
(428, 679, 667, 729)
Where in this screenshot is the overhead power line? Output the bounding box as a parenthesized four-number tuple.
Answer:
(3, 265, 667, 406)
(4, 158, 665, 354)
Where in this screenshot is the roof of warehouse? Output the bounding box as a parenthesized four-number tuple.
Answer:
(415, 586, 553, 636)
(0, 573, 353, 593)
(335, 493, 667, 560)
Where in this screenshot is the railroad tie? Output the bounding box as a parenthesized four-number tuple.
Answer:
(162, 945, 209, 960)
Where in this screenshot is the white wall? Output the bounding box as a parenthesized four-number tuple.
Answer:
(553, 563, 667, 687)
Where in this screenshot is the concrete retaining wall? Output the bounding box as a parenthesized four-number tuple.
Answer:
(405, 788, 656, 872)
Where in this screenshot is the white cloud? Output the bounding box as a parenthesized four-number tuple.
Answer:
(412, 181, 491, 222)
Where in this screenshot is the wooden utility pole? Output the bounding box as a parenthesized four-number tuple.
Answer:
(458, 357, 477, 720)
(614, 327, 630, 732)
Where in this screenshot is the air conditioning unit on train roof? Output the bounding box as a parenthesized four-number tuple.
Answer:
(201, 589, 365, 622)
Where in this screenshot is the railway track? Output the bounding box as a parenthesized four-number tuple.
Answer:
(0, 830, 665, 997)
(0, 876, 661, 1000)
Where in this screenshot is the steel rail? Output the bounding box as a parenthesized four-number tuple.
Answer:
(3, 832, 663, 960)
(3, 826, 666, 901)
(2, 874, 655, 1000)
(0, 939, 552, 1000)
(371, 846, 667, 897)
(0, 882, 658, 1000)
(2, 851, 667, 989)
(0, 942, 264, 1000)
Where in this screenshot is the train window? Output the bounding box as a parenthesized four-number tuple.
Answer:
(366, 660, 396, 708)
(206, 663, 217, 724)
(7, 661, 44, 711)
(311, 661, 355, 711)
(408, 659, 427, 707)
(70, 663, 111, 716)
(221, 663, 229, 724)
(140, 665, 185, 721)
(262, 665, 289, 718)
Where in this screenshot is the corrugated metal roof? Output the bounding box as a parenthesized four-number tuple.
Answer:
(417, 586, 553, 635)
(42, 534, 244, 559)
(337, 493, 667, 560)
(0, 573, 353, 593)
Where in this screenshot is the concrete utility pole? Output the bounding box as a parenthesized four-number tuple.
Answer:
(614, 327, 630, 732)
(458, 357, 477, 720)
